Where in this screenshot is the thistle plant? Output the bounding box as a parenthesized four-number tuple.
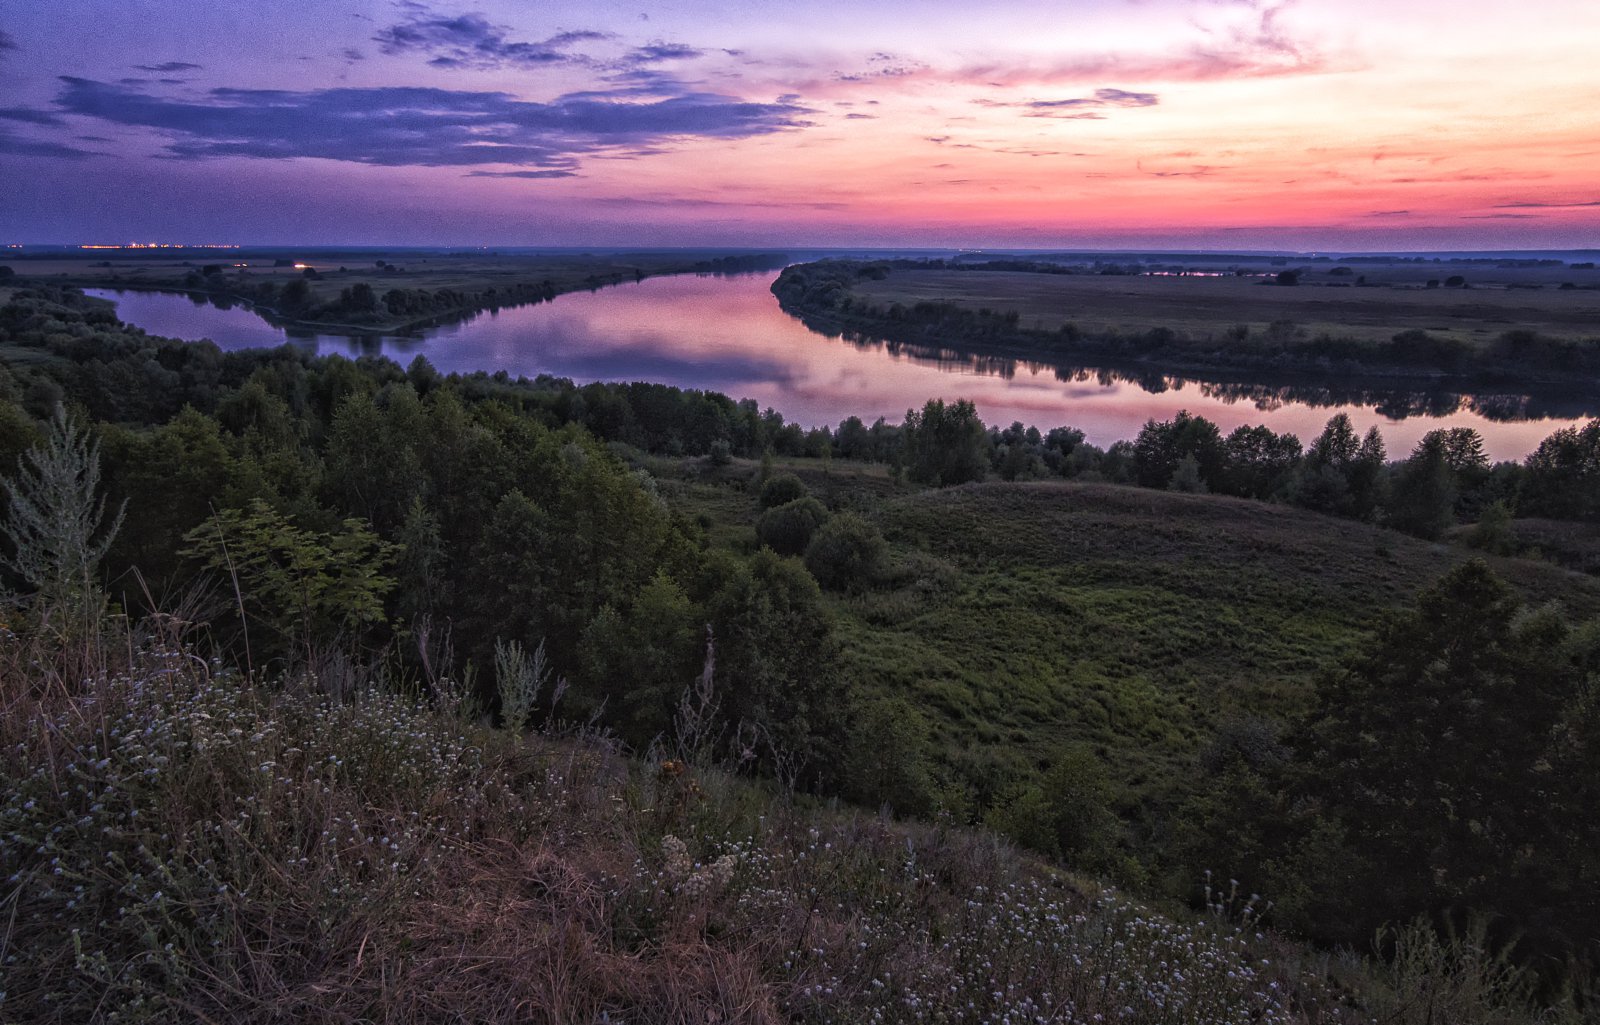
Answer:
(493, 637, 549, 733)
(0, 405, 124, 616)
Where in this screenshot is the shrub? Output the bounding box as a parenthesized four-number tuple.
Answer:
(803, 512, 887, 591)
(757, 472, 807, 509)
(755, 496, 829, 556)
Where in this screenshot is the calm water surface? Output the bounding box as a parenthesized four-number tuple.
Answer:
(88, 275, 1593, 461)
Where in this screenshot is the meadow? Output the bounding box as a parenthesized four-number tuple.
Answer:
(775, 258, 1600, 393)
(650, 452, 1600, 878)
(849, 263, 1600, 346)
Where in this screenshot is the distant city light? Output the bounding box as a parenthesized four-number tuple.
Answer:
(77, 243, 240, 250)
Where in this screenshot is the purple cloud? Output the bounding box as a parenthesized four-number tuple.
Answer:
(0, 107, 62, 125)
(464, 169, 578, 179)
(975, 87, 1158, 119)
(630, 41, 703, 63)
(375, 10, 608, 69)
(52, 77, 812, 171)
(0, 125, 98, 159)
(1494, 199, 1600, 209)
(1028, 88, 1159, 109)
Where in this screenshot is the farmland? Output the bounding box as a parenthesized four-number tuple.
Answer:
(849, 263, 1600, 346)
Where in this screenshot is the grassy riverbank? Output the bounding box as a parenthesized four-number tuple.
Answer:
(7, 249, 788, 335)
(773, 259, 1600, 393)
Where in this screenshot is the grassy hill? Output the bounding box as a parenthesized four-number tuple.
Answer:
(0, 626, 1568, 1023)
(656, 458, 1600, 869)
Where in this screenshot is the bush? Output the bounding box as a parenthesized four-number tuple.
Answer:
(803, 512, 887, 591)
(758, 472, 807, 509)
(755, 496, 829, 556)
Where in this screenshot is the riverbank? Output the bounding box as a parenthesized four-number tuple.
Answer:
(12, 250, 790, 337)
(773, 259, 1600, 396)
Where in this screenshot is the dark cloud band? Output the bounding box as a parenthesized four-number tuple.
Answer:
(52, 77, 811, 172)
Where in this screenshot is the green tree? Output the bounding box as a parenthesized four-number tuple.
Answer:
(1219, 424, 1302, 499)
(462, 488, 557, 651)
(1294, 415, 1385, 518)
(1295, 561, 1599, 958)
(393, 495, 446, 621)
(986, 746, 1124, 877)
(278, 277, 312, 312)
(707, 549, 847, 783)
(183, 499, 396, 667)
(839, 696, 937, 816)
(338, 282, 378, 314)
(1521, 419, 1600, 521)
(1386, 436, 1458, 539)
(101, 408, 241, 589)
(323, 386, 426, 535)
(1132, 410, 1225, 490)
(1167, 454, 1207, 493)
(577, 571, 701, 744)
(902, 398, 988, 486)
(1466, 499, 1516, 555)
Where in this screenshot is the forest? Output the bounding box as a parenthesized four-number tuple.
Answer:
(2, 282, 1599, 1020)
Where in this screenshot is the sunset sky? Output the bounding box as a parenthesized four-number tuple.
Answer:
(3, 0, 1598, 248)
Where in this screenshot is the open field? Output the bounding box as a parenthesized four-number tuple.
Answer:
(774, 259, 1600, 392)
(851, 266, 1600, 346)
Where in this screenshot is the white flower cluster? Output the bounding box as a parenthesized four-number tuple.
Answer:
(0, 648, 514, 1019)
(602, 820, 1362, 1025)
(660, 833, 739, 901)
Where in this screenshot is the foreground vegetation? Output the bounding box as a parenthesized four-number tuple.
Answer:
(6, 619, 1574, 1023)
(2, 282, 1599, 1016)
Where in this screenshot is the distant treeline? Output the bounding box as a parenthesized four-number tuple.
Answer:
(772, 260, 1600, 388)
(3, 284, 1596, 547)
(32, 252, 789, 336)
(178, 270, 589, 329)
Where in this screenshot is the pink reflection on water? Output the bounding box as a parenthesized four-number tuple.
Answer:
(95, 276, 1590, 463)
(422, 274, 1583, 462)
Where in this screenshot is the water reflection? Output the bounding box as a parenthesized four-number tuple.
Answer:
(87, 275, 1597, 462)
(816, 324, 1600, 425)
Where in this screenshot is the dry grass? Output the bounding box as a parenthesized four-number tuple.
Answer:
(0, 604, 1578, 1024)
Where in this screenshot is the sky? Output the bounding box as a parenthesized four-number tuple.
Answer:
(2, 0, 1598, 248)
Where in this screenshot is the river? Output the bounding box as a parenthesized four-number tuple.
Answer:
(86, 274, 1593, 461)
